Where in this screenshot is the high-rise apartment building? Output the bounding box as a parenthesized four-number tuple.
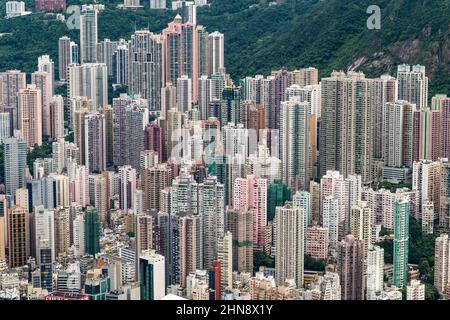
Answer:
(393, 197, 410, 288)
(280, 99, 310, 191)
(337, 234, 365, 300)
(80, 6, 98, 64)
(397, 64, 428, 109)
(274, 202, 304, 288)
(18, 84, 42, 148)
(140, 250, 165, 300)
(4, 137, 27, 195)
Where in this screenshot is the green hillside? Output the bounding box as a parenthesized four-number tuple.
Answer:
(1, 0, 450, 95)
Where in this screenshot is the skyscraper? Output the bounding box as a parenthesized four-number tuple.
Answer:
(226, 207, 253, 273)
(80, 6, 98, 64)
(323, 195, 339, 250)
(350, 201, 372, 255)
(434, 233, 450, 294)
(382, 100, 414, 182)
(274, 202, 304, 288)
(58, 36, 75, 81)
(280, 99, 310, 191)
(112, 94, 149, 169)
(162, 15, 199, 101)
(84, 112, 106, 173)
(397, 64, 428, 109)
(112, 44, 129, 86)
(31, 71, 52, 137)
(18, 84, 43, 148)
(84, 207, 101, 256)
(68, 63, 108, 110)
(33, 205, 55, 264)
(4, 137, 27, 195)
(199, 176, 225, 268)
(119, 166, 137, 211)
(319, 71, 374, 183)
(217, 230, 232, 290)
(7, 205, 29, 268)
(49, 95, 65, 139)
(0, 112, 11, 143)
(178, 215, 202, 287)
(176, 75, 192, 113)
(233, 175, 267, 251)
(292, 190, 311, 230)
(128, 30, 163, 110)
(37, 55, 54, 91)
(366, 246, 384, 299)
(0, 70, 26, 131)
(140, 250, 165, 300)
(207, 31, 224, 76)
(393, 197, 410, 288)
(337, 234, 365, 300)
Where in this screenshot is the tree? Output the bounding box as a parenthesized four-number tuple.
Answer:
(253, 251, 275, 272)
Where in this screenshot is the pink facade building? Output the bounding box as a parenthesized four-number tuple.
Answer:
(306, 226, 328, 260)
(161, 15, 199, 102)
(35, 0, 67, 12)
(233, 175, 267, 251)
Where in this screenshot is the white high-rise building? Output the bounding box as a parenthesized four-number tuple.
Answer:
(5, 1, 30, 18)
(177, 75, 192, 113)
(285, 84, 321, 118)
(366, 246, 384, 299)
(280, 99, 310, 191)
(434, 234, 450, 294)
(208, 32, 224, 76)
(396, 64, 428, 109)
(33, 205, 55, 264)
(293, 191, 311, 229)
(68, 63, 108, 110)
(217, 231, 232, 290)
(0, 113, 11, 144)
(407, 280, 425, 300)
(274, 202, 304, 288)
(119, 166, 137, 211)
(73, 213, 85, 257)
(149, 0, 166, 9)
(139, 250, 165, 300)
(37, 55, 55, 95)
(323, 196, 339, 250)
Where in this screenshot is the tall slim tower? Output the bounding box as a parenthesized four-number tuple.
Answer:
(217, 231, 232, 290)
(84, 207, 101, 256)
(80, 6, 98, 64)
(4, 137, 27, 195)
(18, 84, 43, 148)
(84, 112, 106, 173)
(7, 205, 29, 268)
(280, 99, 310, 191)
(434, 233, 450, 294)
(393, 197, 410, 288)
(274, 202, 304, 288)
(337, 234, 365, 300)
(207, 31, 224, 76)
